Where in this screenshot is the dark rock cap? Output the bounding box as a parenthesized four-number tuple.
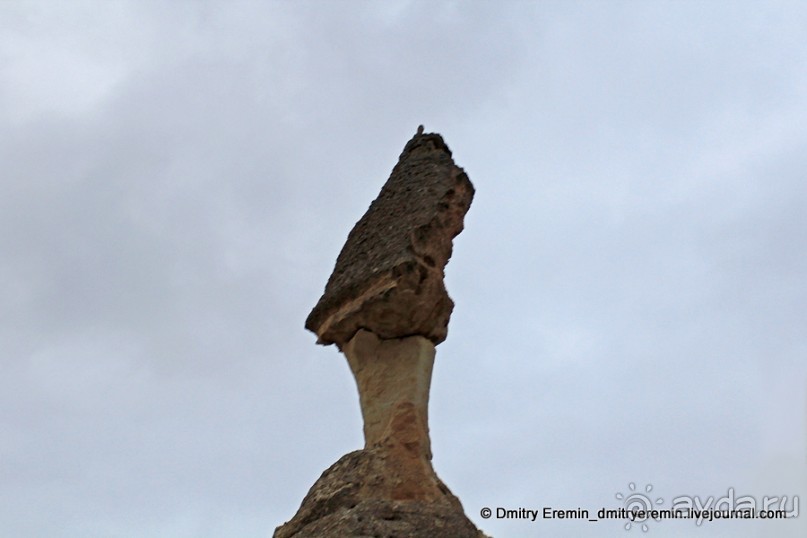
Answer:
(305, 127, 474, 347)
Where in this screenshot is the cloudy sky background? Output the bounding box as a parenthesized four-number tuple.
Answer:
(2, 1, 806, 537)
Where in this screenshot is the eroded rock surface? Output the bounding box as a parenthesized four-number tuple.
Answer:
(273, 449, 487, 538)
(276, 128, 485, 538)
(305, 128, 474, 348)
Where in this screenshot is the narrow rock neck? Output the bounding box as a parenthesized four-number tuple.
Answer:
(342, 329, 434, 461)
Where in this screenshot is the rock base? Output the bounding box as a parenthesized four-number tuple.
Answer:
(273, 449, 487, 538)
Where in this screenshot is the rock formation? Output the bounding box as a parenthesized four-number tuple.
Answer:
(274, 127, 486, 538)
(304, 127, 474, 348)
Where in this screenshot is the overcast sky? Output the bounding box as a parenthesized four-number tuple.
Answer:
(2, 1, 806, 537)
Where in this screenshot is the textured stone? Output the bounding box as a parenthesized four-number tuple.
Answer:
(305, 128, 474, 348)
(277, 128, 486, 538)
(273, 449, 488, 538)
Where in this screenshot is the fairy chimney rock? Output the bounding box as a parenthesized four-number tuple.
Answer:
(305, 127, 475, 348)
(276, 128, 486, 538)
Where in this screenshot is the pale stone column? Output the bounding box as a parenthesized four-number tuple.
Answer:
(343, 329, 434, 460)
